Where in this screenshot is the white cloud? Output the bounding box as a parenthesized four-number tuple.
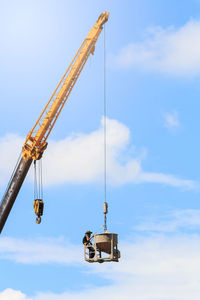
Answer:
(0, 118, 197, 189)
(137, 171, 195, 188)
(2, 232, 200, 300)
(1, 210, 200, 299)
(0, 236, 81, 264)
(0, 289, 31, 300)
(112, 19, 200, 77)
(136, 209, 200, 232)
(42, 117, 130, 185)
(164, 110, 180, 129)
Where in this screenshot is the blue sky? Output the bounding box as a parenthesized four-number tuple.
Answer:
(1, 0, 200, 299)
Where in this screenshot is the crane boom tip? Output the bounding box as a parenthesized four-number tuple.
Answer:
(97, 11, 109, 26)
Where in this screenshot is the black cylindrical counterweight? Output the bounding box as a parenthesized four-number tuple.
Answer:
(0, 157, 32, 233)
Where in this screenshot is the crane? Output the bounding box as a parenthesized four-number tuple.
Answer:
(0, 12, 109, 234)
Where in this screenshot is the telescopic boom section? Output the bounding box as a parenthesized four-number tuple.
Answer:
(23, 11, 109, 161)
(0, 12, 109, 233)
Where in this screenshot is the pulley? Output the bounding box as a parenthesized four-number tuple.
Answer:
(33, 199, 44, 224)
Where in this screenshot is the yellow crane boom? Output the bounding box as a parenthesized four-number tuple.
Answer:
(0, 12, 109, 233)
(23, 11, 109, 160)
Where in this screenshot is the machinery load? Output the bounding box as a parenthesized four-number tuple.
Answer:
(84, 202, 120, 263)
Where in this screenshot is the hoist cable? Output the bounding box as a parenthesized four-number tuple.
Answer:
(104, 26, 107, 203)
(40, 159, 43, 200)
(39, 160, 41, 198)
(34, 159, 43, 200)
(34, 160, 38, 199)
(103, 26, 108, 232)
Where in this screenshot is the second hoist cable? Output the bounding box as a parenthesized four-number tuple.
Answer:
(103, 26, 108, 232)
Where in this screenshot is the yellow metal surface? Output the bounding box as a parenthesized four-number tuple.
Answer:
(33, 199, 44, 216)
(22, 12, 109, 160)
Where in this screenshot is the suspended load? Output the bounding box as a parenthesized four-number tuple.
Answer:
(84, 202, 120, 263)
(84, 232, 120, 263)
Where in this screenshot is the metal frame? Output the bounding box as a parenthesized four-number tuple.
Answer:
(84, 233, 120, 263)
